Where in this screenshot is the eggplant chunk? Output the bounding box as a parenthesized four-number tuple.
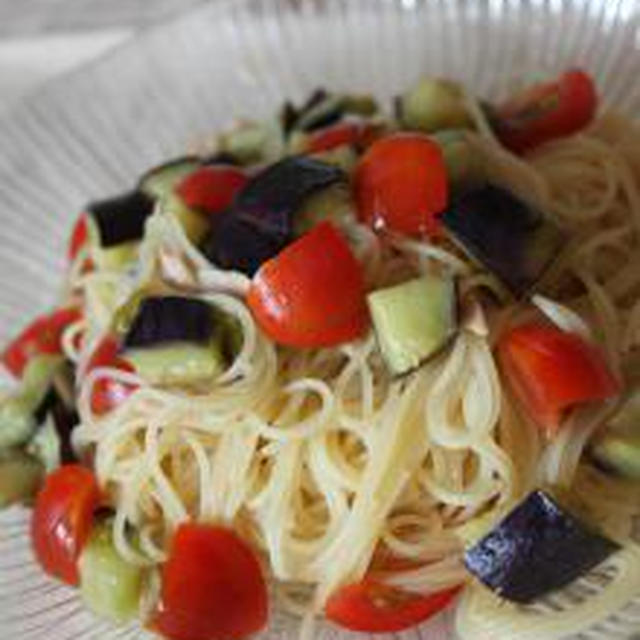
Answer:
(123, 296, 215, 349)
(0, 449, 43, 507)
(202, 156, 345, 275)
(79, 521, 144, 622)
(88, 190, 155, 248)
(0, 394, 37, 449)
(464, 490, 619, 603)
(441, 184, 566, 297)
(233, 156, 345, 237)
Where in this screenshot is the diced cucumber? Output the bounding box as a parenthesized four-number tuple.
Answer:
(398, 77, 472, 133)
(218, 119, 284, 165)
(0, 449, 43, 507)
(368, 274, 457, 376)
(79, 521, 144, 623)
(430, 130, 484, 191)
(21, 354, 65, 408)
(342, 93, 379, 117)
(0, 394, 37, 449)
(591, 432, 640, 480)
(138, 157, 200, 201)
(122, 342, 225, 386)
(86, 216, 139, 271)
(294, 183, 356, 236)
(28, 416, 61, 473)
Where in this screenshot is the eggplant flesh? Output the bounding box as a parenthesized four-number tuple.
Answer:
(202, 156, 345, 275)
(88, 190, 155, 248)
(464, 490, 619, 603)
(123, 296, 214, 349)
(441, 184, 566, 297)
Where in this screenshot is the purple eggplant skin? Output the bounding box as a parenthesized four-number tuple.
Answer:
(201, 155, 345, 276)
(464, 490, 620, 604)
(88, 190, 155, 248)
(123, 296, 215, 350)
(441, 184, 566, 297)
(34, 385, 79, 465)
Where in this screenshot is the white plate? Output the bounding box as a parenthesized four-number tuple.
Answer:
(1, 1, 639, 639)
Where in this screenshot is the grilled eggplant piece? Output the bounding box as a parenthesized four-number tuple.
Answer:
(464, 490, 619, 603)
(123, 296, 215, 349)
(441, 184, 566, 297)
(201, 156, 345, 275)
(0, 449, 43, 508)
(87, 190, 155, 248)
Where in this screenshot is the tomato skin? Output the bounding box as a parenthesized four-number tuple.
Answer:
(247, 222, 368, 348)
(2, 307, 82, 377)
(306, 121, 379, 154)
(177, 166, 248, 215)
(68, 214, 89, 262)
(31, 465, 100, 586)
(85, 336, 137, 416)
(498, 323, 620, 435)
(326, 580, 461, 633)
(150, 524, 268, 640)
(354, 133, 448, 237)
(496, 69, 597, 153)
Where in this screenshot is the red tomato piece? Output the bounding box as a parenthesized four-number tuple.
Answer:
(68, 214, 89, 262)
(496, 69, 597, 153)
(498, 323, 620, 435)
(85, 335, 137, 416)
(247, 222, 368, 348)
(326, 580, 461, 633)
(176, 166, 248, 216)
(2, 307, 82, 377)
(31, 465, 100, 586)
(149, 524, 268, 640)
(306, 121, 379, 154)
(354, 133, 448, 237)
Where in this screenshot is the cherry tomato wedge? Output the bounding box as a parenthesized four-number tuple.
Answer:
(354, 133, 448, 237)
(306, 121, 380, 154)
(85, 335, 137, 416)
(498, 323, 620, 435)
(247, 222, 368, 347)
(31, 465, 100, 586)
(176, 165, 248, 216)
(68, 213, 89, 262)
(2, 307, 82, 377)
(326, 579, 461, 633)
(150, 524, 268, 640)
(495, 69, 597, 153)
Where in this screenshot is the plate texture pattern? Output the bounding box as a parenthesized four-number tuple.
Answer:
(0, 1, 639, 639)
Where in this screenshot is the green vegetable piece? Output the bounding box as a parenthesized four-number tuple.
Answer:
(368, 274, 457, 376)
(294, 183, 356, 236)
(431, 130, 485, 190)
(218, 120, 284, 165)
(122, 342, 225, 386)
(342, 93, 378, 117)
(310, 145, 359, 174)
(79, 521, 144, 623)
(0, 449, 43, 507)
(139, 157, 200, 201)
(591, 432, 640, 480)
(21, 354, 65, 407)
(399, 78, 472, 133)
(28, 416, 61, 473)
(0, 394, 37, 449)
(86, 216, 139, 271)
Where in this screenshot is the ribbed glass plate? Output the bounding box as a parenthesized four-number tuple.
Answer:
(1, 1, 639, 639)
